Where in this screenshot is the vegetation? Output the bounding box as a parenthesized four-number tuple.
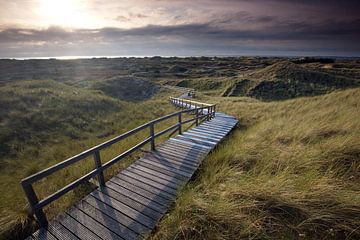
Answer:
(151, 88, 360, 239)
(0, 78, 177, 239)
(0, 56, 359, 239)
(222, 61, 360, 100)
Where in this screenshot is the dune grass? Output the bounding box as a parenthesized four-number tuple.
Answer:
(150, 88, 360, 239)
(0, 79, 181, 239)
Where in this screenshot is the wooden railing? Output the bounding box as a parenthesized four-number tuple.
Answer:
(21, 98, 216, 227)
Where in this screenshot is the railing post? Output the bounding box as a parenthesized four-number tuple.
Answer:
(150, 122, 155, 151)
(21, 182, 48, 227)
(207, 106, 211, 121)
(178, 112, 182, 134)
(93, 151, 105, 187)
(213, 105, 216, 118)
(196, 108, 199, 126)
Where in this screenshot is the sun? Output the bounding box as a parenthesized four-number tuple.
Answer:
(37, 0, 93, 28)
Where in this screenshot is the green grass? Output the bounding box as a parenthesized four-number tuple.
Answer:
(150, 88, 360, 239)
(0, 79, 179, 239)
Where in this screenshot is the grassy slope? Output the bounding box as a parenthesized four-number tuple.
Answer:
(0, 79, 177, 239)
(151, 88, 360, 239)
(222, 61, 360, 100)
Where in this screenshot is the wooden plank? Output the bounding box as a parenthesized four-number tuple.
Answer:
(195, 126, 229, 135)
(31, 228, 57, 240)
(156, 146, 205, 159)
(163, 141, 210, 154)
(90, 190, 157, 229)
(83, 195, 150, 235)
(146, 152, 199, 170)
(160, 143, 209, 157)
(185, 129, 224, 139)
(99, 186, 163, 220)
(182, 132, 222, 142)
(176, 135, 217, 147)
(121, 170, 178, 195)
(108, 177, 171, 207)
(187, 129, 225, 139)
(126, 167, 180, 190)
(153, 149, 201, 166)
(66, 206, 123, 240)
(129, 164, 184, 185)
(198, 123, 233, 130)
(46, 220, 80, 240)
(75, 200, 139, 240)
(201, 124, 233, 131)
(114, 174, 175, 201)
(188, 128, 226, 137)
(106, 180, 167, 213)
(136, 159, 192, 179)
(133, 161, 188, 181)
(57, 212, 102, 240)
(201, 122, 233, 130)
(168, 138, 212, 150)
(145, 153, 199, 171)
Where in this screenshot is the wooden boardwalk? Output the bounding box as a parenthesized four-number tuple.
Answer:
(24, 99, 237, 240)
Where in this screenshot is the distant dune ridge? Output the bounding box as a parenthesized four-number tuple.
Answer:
(222, 61, 360, 100)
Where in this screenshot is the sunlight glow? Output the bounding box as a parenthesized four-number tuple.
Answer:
(37, 0, 95, 28)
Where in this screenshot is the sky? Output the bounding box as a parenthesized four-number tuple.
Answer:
(0, 0, 359, 58)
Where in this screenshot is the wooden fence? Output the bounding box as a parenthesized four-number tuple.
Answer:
(21, 98, 216, 227)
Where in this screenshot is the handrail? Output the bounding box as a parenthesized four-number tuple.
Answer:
(21, 97, 216, 227)
(170, 97, 214, 107)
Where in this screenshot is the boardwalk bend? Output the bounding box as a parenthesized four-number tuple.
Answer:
(22, 95, 238, 240)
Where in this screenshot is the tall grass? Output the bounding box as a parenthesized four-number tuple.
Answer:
(0, 80, 179, 239)
(151, 88, 360, 239)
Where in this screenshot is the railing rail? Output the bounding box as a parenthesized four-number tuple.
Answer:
(21, 97, 216, 227)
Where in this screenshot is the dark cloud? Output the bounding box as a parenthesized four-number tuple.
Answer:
(1, 0, 360, 57)
(1, 17, 359, 44)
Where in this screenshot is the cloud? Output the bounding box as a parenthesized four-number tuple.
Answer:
(1, 17, 359, 44)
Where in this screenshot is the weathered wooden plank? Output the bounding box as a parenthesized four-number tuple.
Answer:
(129, 164, 184, 185)
(108, 177, 171, 207)
(126, 167, 180, 190)
(46, 220, 80, 240)
(152, 150, 201, 167)
(196, 125, 230, 134)
(136, 159, 192, 179)
(155, 147, 203, 161)
(114, 174, 175, 201)
(31, 228, 57, 240)
(201, 124, 233, 131)
(146, 151, 199, 169)
(83, 195, 150, 235)
(133, 161, 188, 181)
(99, 186, 163, 220)
(164, 141, 211, 154)
(158, 145, 208, 159)
(188, 128, 225, 138)
(201, 123, 232, 132)
(106, 180, 167, 213)
(76, 200, 139, 240)
(121, 170, 178, 195)
(57, 212, 102, 240)
(168, 138, 213, 150)
(176, 135, 217, 147)
(145, 153, 199, 171)
(66, 206, 123, 240)
(90, 190, 157, 229)
(182, 132, 222, 143)
(182, 134, 223, 144)
(187, 129, 225, 140)
(156, 147, 204, 160)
